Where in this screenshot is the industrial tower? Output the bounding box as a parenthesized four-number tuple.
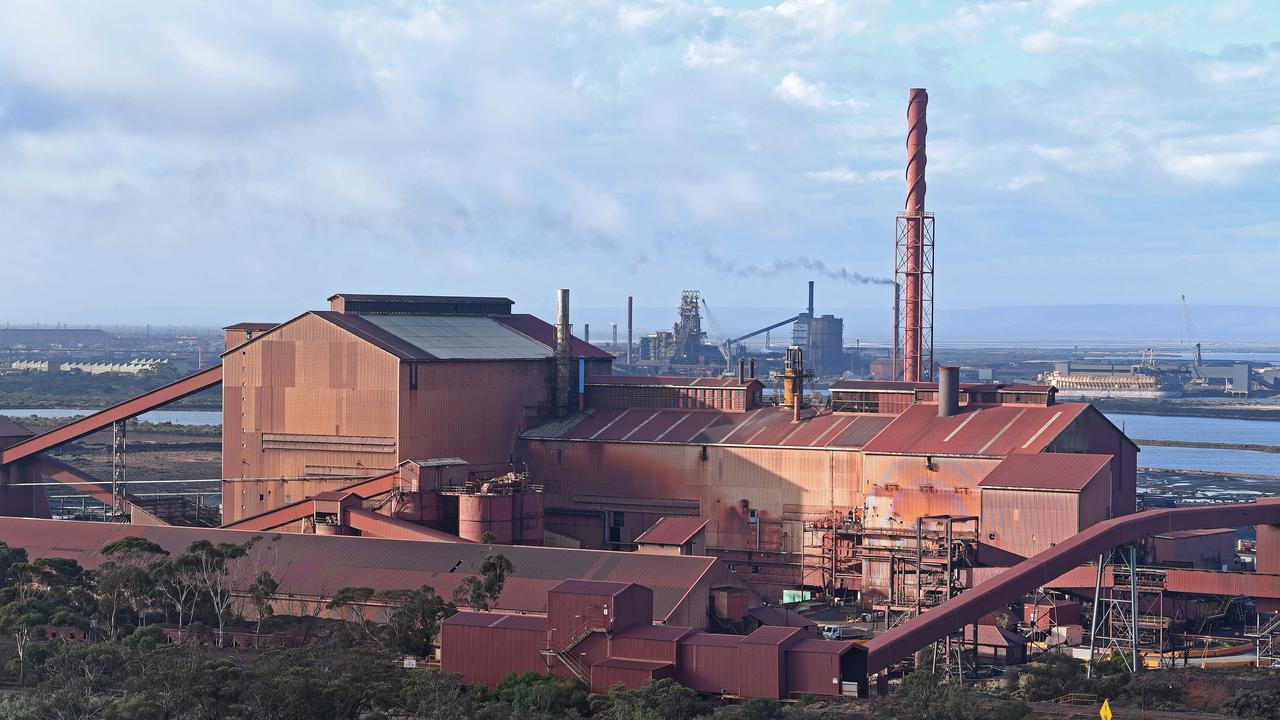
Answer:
(894, 88, 935, 382)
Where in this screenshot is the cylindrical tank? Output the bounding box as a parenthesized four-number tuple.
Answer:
(808, 315, 845, 375)
(316, 523, 351, 536)
(458, 493, 515, 544)
(938, 365, 959, 417)
(514, 492, 545, 546)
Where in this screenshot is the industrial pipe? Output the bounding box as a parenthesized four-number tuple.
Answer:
(937, 366, 959, 417)
(737, 360, 746, 383)
(626, 296, 633, 365)
(748, 358, 756, 379)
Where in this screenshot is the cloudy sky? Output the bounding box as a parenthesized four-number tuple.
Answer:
(0, 0, 1277, 329)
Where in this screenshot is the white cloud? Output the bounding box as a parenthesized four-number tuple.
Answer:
(1209, 0, 1252, 24)
(774, 72, 863, 109)
(1018, 29, 1092, 53)
(807, 166, 896, 183)
(1044, 0, 1109, 23)
(617, 4, 666, 31)
(999, 173, 1046, 191)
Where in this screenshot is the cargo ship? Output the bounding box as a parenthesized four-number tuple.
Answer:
(1038, 369, 1182, 400)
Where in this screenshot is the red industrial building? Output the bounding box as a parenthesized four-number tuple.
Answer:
(442, 578, 862, 698)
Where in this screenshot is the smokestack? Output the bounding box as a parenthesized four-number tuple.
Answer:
(737, 359, 746, 383)
(626, 296, 633, 365)
(807, 281, 815, 319)
(793, 351, 804, 423)
(748, 358, 756, 379)
(584, 323, 590, 344)
(901, 88, 930, 382)
(938, 365, 959, 418)
(556, 289, 572, 417)
(612, 322, 618, 346)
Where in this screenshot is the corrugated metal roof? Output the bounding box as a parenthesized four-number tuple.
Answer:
(789, 638, 853, 654)
(223, 322, 278, 331)
(493, 315, 613, 360)
(614, 624, 695, 641)
(363, 315, 553, 360)
(680, 632, 743, 647)
(328, 293, 514, 305)
(830, 380, 1054, 394)
(523, 408, 892, 450)
(976, 624, 1026, 647)
(635, 517, 708, 546)
(586, 375, 759, 388)
(740, 626, 804, 646)
(977, 453, 1113, 492)
(0, 518, 716, 622)
(0, 416, 32, 438)
(862, 402, 1090, 457)
(551, 579, 638, 596)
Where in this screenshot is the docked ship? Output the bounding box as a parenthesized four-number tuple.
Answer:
(1039, 350, 1182, 400)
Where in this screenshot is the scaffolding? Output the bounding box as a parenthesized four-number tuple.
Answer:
(1251, 612, 1280, 668)
(1087, 545, 1172, 673)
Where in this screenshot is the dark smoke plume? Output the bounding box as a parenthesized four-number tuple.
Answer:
(703, 253, 893, 286)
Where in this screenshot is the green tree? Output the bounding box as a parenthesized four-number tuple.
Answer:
(186, 537, 259, 646)
(381, 585, 455, 658)
(328, 586, 383, 648)
(96, 536, 169, 638)
(452, 554, 513, 611)
(248, 569, 279, 647)
(397, 669, 478, 720)
(874, 670, 979, 720)
(493, 672, 590, 719)
(0, 595, 50, 686)
(594, 678, 711, 720)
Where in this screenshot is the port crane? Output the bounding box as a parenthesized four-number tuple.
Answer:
(1181, 294, 1205, 382)
(700, 298, 800, 373)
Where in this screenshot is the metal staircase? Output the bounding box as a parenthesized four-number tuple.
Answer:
(540, 620, 600, 686)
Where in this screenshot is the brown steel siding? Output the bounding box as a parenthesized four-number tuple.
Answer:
(1257, 524, 1280, 575)
(613, 585, 655, 633)
(1077, 465, 1112, 528)
(221, 313, 399, 523)
(981, 488, 1078, 558)
(441, 623, 546, 687)
(786, 651, 842, 696)
(738, 642, 785, 698)
(610, 636, 679, 662)
(399, 360, 551, 467)
(675, 642, 740, 694)
(548, 590, 613, 649)
(590, 663, 671, 694)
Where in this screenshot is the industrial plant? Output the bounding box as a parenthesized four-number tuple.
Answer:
(1, 88, 1278, 704)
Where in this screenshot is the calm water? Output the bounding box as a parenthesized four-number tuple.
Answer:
(1103, 412, 1280, 476)
(1, 408, 222, 426)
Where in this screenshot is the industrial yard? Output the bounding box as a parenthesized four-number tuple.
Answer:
(2, 2, 1279, 717)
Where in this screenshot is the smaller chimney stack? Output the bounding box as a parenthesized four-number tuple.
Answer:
(555, 289, 572, 417)
(584, 323, 590, 344)
(737, 359, 746, 383)
(938, 365, 959, 418)
(808, 280, 815, 319)
(626, 296, 633, 365)
(748, 358, 756, 379)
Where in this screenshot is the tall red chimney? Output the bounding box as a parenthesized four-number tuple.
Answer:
(896, 88, 934, 382)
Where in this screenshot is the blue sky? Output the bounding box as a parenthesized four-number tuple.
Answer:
(0, 0, 1277, 328)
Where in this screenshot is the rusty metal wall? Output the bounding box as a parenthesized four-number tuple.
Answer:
(610, 636, 679, 662)
(981, 488, 1079, 558)
(222, 314, 400, 523)
(399, 360, 552, 467)
(675, 640, 741, 694)
(1258, 524, 1280, 575)
(547, 589, 613, 650)
(614, 584, 656, 632)
(440, 622, 546, 687)
(785, 650, 842, 697)
(458, 494, 515, 544)
(861, 454, 993, 530)
(527, 438, 864, 596)
(738, 642, 786, 699)
(1152, 531, 1236, 569)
